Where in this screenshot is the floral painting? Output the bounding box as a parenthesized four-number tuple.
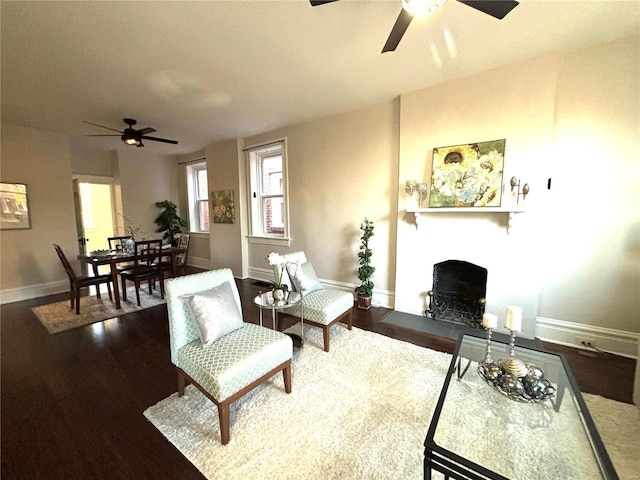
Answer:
(429, 139, 506, 208)
(212, 190, 235, 224)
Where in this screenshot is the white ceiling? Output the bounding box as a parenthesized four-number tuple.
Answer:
(2, 0, 639, 156)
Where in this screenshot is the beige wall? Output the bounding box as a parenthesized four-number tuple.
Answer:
(395, 35, 639, 349)
(205, 139, 245, 275)
(1, 125, 78, 293)
(70, 149, 112, 177)
(240, 100, 400, 297)
(538, 35, 640, 333)
(116, 149, 180, 241)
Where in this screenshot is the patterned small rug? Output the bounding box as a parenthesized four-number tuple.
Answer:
(32, 286, 166, 334)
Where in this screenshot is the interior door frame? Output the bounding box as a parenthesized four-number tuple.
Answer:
(72, 175, 120, 262)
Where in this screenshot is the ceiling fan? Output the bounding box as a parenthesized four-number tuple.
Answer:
(83, 118, 178, 148)
(310, 0, 519, 53)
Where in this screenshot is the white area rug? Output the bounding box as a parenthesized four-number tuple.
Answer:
(32, 286, 166, 334)
(144, 326, 640, 480)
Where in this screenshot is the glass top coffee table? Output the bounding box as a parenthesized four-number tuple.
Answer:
(424, 333, 618, 480)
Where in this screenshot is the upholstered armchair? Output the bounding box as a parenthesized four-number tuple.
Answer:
(165, 268, 293, 445)
(268, 251, 353, 352)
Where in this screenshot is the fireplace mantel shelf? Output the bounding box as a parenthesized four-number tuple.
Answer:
(405, 206, 526, 233)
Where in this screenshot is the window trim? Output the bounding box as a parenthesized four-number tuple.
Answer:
(245, 138, 291, 246)
(185, 160, 209, 234)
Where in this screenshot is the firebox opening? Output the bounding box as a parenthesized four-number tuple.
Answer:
(425, 260, 487, 328)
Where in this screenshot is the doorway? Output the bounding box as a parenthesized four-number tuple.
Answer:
(73, 176, 117, 274)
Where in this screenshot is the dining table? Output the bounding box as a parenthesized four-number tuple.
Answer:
(78, 246, 185, 309)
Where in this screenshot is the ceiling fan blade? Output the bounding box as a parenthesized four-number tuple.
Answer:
(141, 135, 178, 145)
(456, 0, 519, 19)
(382, 9, 413, 53)
(137, 127, 157, 135)
(309, 0, 339, 6)
(83, 120, 123, 133)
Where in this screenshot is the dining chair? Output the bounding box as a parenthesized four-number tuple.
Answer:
(107, 235, 132, 251)
(108, 235, 135, 275)
(119, 239, 165, 306)
(159, 233, 190, 278)
(53, 244, 114, 314)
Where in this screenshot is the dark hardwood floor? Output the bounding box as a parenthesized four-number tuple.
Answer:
(2, 269, 636, 479)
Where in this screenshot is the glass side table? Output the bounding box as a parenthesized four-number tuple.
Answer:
(254, 290, 304, 348)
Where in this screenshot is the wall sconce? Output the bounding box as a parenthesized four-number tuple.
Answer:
(510, 176, 530, 204)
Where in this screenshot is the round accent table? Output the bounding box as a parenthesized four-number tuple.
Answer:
(254, 290, 304, 348)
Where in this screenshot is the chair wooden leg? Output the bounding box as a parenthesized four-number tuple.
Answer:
(75, 288, 81, 315)
(283, 364, 292, 394)
(107, 283, 113, 301)
(177, 368, 187, 396)
(218, 401, 231, 445)
(121, 277, 128, 301)
(323, 326, 330, 352)
(95, 284, 101, 299)
(135, 280, 141, 306)
(69, 281, 75, 310)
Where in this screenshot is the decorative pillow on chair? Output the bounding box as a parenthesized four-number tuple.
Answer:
(286, 262, 323, 295)
(181, 281, 244, 346)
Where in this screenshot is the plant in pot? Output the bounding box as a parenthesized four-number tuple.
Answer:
(154, 200, 187, 247)
(355, 217, 375, 310)
(266, 252, 289, 302)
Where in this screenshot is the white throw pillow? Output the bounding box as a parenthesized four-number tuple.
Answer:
(286, 262, 323, 295)
(181, 281, 244, 346)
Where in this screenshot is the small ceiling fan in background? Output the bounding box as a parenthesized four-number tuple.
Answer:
(83, 118, 178, 147)
(310, 0, 519, 53)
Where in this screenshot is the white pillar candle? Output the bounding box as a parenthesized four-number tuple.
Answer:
(482, 313, 498, 329)
(505, 305, 523, 331)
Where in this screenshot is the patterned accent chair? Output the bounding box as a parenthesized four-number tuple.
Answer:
(269, 251, 353, 352)
(165, 269, 293, 445)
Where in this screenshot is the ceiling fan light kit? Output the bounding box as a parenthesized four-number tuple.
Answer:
(310, 0, 518, 53)
(401, 0, 447, 16)
(84, 117, 178, 148)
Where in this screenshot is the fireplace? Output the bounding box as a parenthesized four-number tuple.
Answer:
(426, 260, 487, 328)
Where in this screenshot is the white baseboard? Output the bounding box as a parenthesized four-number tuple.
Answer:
(1, 257, 211, 305)
(246, 266, 394, 309)
(536, 316, 639, 359)
(186, 256, 211, 270)
(0, 280, 68, 305)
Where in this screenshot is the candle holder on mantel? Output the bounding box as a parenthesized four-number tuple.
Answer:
(478, 327, 556, 404)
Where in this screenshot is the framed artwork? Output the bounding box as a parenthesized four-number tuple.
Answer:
(1, 182, 31, 230)
(212, 190, 235, 224)
(429, 139, 506, 208)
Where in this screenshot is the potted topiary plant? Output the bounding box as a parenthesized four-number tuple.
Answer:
(355, 217, 375, 310)
(154, 200, 187, 247)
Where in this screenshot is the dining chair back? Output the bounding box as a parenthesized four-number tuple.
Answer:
(107, 235, 132, 251)
(119, 239, 165, 306)
(53, 244, 114, 314)
(176, 233, 190, 267)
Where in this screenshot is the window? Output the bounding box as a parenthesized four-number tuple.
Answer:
(247, 140, 290, 244)
(186, 161, 209, 233)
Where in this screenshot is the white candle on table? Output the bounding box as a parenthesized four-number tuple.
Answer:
(505, 305, 523, 331)
(482, 313, 498, 329)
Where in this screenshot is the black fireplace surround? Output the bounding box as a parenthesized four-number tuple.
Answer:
(426, 260, 487, 328)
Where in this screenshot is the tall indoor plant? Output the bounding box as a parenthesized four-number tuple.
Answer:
(355, 217, 375, 310)
(154, 200, 187, 247)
